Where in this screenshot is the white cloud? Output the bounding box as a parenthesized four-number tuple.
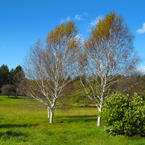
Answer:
(137, 23, 145, 34)
(60, 13, 88, 23)
(74, 13, 89, 21)
(83, 12, 88, 16)
(74, 14, 82, 21)
(60, 16, 71, 23)
(75, 34, 84, 45)
(90, 16, 103, 26)
(137, 66, 145, 73)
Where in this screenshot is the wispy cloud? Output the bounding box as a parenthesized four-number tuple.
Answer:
(74, 14, 83, 21)
(137, 66, 145, 73)
(137, 23, 145, 34)
(90, 16, 103, 26)
(83, 12, 88, 16)
(60, 13, 88, 23)
(60, 16, 71, 23)
(74, 13, 88, 21)
(75, 34, 84, 45)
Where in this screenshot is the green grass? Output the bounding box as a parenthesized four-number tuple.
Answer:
(0, 95, 145, 145)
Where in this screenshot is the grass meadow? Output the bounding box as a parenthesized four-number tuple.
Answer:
(0, 95, 145, 145)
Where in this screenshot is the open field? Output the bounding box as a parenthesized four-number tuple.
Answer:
(0, 95, 145, 145)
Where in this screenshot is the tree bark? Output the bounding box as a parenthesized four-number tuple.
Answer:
(49, 108, 54, 124)
(47, 107, 50, 118)
(97, 115, 101, 126)
(97, 106, 102, 126)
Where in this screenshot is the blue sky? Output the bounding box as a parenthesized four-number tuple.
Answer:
(0, 0, 145, 71)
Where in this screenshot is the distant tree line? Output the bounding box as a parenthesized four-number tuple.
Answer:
(0, 64, 26, 97)
(65, 74, 145, 105)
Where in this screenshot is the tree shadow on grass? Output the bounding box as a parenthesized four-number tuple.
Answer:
(0, 130, 27, 137)
(56, 115, 97, 123)
(0, 124, 38, 128)
(75, 106, 97, 108)
(7, 96, 23, 99)
(0, 130, 29, 141)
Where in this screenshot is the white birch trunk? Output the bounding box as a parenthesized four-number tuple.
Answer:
(97, 115, 101, 126)
(47, 107, 50, 118)
(97, 105, 102, 126)
(49, 108, 54, 124)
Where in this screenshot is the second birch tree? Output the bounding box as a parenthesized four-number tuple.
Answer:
(80, 12, 140, 126)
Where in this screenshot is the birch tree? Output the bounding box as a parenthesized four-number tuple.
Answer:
(24, 21, 80, 123)
(80, 12, 140, 126)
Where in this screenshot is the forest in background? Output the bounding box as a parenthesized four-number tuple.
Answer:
(0, 64, 145, 106)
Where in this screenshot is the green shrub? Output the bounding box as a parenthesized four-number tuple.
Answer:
(101, 92, 145, 136)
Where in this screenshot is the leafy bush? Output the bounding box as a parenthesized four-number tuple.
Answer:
(101, 92, 145, 136)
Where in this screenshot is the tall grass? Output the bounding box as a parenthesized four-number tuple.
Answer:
(0, 95, 144, 145)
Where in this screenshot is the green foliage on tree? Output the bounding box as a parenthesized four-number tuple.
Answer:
(67, 76, 90, 107)
(0, 64, 26, 97)
(9, 68, 15, 85)
(0, 65, 9, 93)
(101, 92, 145, 136)
(1, 84, 15, 97)
(12, 66, 26, 97)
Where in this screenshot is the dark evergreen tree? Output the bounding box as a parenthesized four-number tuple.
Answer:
(9, 68, 14, 85)
(0, 65, 9, 93)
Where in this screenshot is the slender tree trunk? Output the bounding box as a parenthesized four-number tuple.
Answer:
(47, 107, 50, 118)
(49, 108, 54, 124)
(97, 91, 104, 126)
(97, 115, 101, 126)
(97, 105, 102, 126)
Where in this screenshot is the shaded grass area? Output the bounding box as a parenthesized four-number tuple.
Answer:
(0, 95, 145, 145)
